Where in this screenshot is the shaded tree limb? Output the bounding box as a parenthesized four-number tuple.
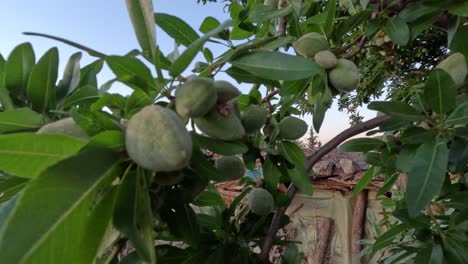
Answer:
(351, 190, 368, 264)
(257, 115, 391, 263)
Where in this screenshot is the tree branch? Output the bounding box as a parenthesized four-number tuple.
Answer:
(262, 89, 279, 103)
(257, 115, 391, 263)
(276, 0, 288, 36)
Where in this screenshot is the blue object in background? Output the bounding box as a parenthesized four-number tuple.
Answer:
(246, 168, 263, 179)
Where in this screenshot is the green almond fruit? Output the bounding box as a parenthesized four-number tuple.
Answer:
(37, 117, 89, 139)
(314, 50, 337, 69)
(126, 105, 192, 172)
(194, 108, 245, 141)
(248, 188, 274, 216)
(241, 105, 269, 134)
(175, 77, 217, 118)
(328, 59, 360, 92)
(436, 52, 467, 88)
(215, 156, 245, 181)
(292, 32, 329, 58)
(214, 80, 241, 104)
(278, 116, 308, 140)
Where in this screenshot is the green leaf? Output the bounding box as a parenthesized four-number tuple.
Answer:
(190, 150, 224, 182)
(445, 101, 468, 127)
(406, 140, 449, 216)
(125, 0, 157, 61)
(0, 148, 119, 264)
(368, 101, 424, 121)
(225, 67, 279, 86)
(352, 166, 380, 196)
(0, 134, 86, 179)
(154, 13, 200, 47)
(450, 30, 468, 59)
(27, 47, 59, 112)
(125, 88, 153, 118)
(400, 127, 436, 145)
(448, 2, 468, 16)
(169, 20, 233, 77)
(0, 108, 44, 134)
(62, 85, 99, 109)
(199, 16, 220, 34)
(278, 141, 312, 195)
(372, 224, 407, 253)
(114, 170, 155, 263)
(191, 132, 248, 155)
(249, 5, 293, 23)
(338, 138, 385, 152)
(263, 156, 281, 194)
(106, 55, 156, 94)
(424, 69, 456, 114)
(230, 51, 321, 81)
(23, 32, 106, 58)
(5, 43, 35, 95)
(70, 108, 121, 136)
(85, 130, 125, 151)
(193, 190, 226, 210)
(56, 52, 82, 100)
(324, 0, 337, 37)
(0, 176, 28, 203)
(0, 87, 14, 111)
(385, 16, 409, 46)
(161, 190, 201, 247)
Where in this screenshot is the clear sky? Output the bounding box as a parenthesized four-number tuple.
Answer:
(0, 0, 377, 143)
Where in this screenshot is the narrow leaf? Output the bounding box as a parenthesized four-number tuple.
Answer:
(56, 52, 82, 100)
(352, 166, 380, 196)
(406, 140, 449, 216)
(106, 55, 156, 94)
(170, 20, 233, 77)
(0, 134, 86, 179)
(445, 101, 468, 127)
(338, 138, 385, 152)
(324, 0, 337, 37)
(424, 69, 456, 114)
(23, 32, 106, 58)
(191, 132, 248, 155)
(125, 0, 157, 61)
(5, 43, 35, 95)
(263, 156, 281, 194)
(154, 13, 200, 47)
(0, 149, 119, 264)
(114, 170, 156, 263)
(385, 16, 409, 46)
(230, 51, 321, 81)
(368, 101, 424, 121)
(27, 47, 59, 112)
(0, 108, 44, 134)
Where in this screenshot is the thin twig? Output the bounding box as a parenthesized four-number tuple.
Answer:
(262, 89, 279, 103)
(257, 115, 391, 263)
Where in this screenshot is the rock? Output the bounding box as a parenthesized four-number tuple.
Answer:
(339, 158, 359, 175)
(312, 160, 335, 177)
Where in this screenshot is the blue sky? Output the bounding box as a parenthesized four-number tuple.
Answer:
(0, 0, 376, 142)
